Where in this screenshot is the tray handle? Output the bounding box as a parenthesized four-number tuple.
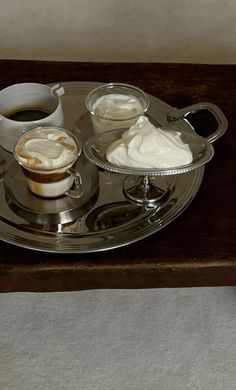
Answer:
(167, 102, 228, 143)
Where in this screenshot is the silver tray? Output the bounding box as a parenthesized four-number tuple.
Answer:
(0, 81, 213, 253)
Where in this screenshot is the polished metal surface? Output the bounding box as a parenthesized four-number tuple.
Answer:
(0, 82, 206, 253)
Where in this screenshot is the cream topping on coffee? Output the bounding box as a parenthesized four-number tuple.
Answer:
(15, 128, 78, 169)
(106, 116, 193, 168)
(92, 94, 144, 119)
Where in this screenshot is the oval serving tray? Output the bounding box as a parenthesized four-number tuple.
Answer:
(0, 81, 205, 253)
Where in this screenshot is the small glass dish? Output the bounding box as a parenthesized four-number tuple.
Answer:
(85, 83, 149, 134)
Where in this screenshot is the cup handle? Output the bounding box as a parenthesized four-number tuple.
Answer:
(51, 84, 65, 97)
(65, 168, 83, 198)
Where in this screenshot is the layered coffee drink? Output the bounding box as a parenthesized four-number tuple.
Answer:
(14, 127, 81, 198)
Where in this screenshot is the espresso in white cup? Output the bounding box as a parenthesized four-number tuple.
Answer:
(0, 83, 64, 152)
(14, 127, 83, 199)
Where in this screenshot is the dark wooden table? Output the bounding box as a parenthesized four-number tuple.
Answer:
(0, 60, 235, 292)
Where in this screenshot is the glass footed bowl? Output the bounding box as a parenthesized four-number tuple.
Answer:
(83, 128, 214, 207)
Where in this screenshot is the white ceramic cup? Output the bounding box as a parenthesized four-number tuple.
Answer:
(0, 82, 64, 152)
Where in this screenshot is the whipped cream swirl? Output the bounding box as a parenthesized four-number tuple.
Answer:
(106, 116, 193, 168)
(15, 128, 78, 170)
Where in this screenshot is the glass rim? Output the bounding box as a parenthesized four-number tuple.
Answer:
(14, 126, 81, 173)
(85, 82, 149, 116)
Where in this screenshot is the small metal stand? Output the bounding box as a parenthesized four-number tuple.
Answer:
(123, 175, 170, 208)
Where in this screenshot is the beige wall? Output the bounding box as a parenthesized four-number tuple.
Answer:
(1, 0, 236, 63)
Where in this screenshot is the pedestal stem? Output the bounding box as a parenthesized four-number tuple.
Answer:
(123, 175, 170, 208)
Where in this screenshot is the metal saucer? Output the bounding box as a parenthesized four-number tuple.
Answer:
(4, 155, 99, 230)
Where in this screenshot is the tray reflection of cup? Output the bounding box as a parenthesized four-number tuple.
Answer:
(0, 82, 65, 152)
(85, 83, 149, 134)
(14, 127, 83, 199)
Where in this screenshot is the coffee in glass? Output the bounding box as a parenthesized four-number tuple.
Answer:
(14, 127, 83, 199)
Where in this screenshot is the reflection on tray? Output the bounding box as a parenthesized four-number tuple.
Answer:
(85, 201, 143, 231)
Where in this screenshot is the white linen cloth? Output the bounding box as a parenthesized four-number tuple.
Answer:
(1, 287, 236, 390)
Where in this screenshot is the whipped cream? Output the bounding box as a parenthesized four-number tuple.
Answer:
(91, 94, 144, 134)
(93, 94, 144, 120)
(106, 116, 193, 168)
(15, 128, 78, 170)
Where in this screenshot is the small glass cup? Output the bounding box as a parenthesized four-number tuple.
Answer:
(14, 127, 83, 199)
(85, 83, 149, 134)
